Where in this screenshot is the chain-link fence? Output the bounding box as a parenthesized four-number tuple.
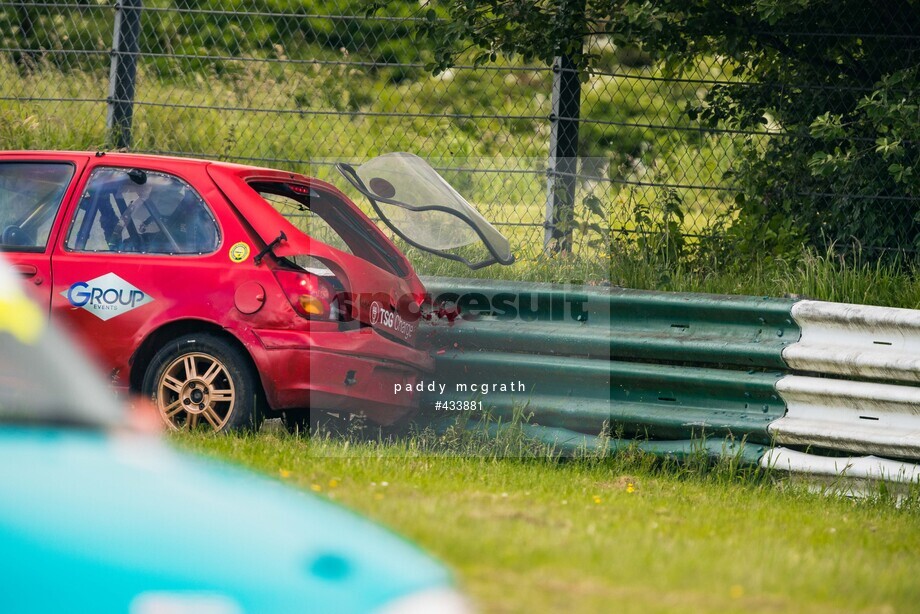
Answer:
(2, 1, 919, 263)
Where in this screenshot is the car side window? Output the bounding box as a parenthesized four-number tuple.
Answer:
(0, 162, 74, 252)
(66, 167, 220, 255)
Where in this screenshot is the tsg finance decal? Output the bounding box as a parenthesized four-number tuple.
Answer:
(62, 273, 154, 321)
(370, 301, 415, 339)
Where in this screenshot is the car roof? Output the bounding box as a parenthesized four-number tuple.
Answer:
(0, 150, 333, 188)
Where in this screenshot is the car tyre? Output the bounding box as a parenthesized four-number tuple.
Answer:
(142, 333, 264, 432)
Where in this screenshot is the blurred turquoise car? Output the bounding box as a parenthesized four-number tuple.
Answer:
(0, 263, 468, 613)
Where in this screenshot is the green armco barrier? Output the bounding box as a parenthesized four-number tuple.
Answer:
(425, 351, 784, 442)
(425, 319, 610, 359)
(418, 277, 796, 460)
(418, 278, 920, 475)
(422, 277, 800, 369)
(606, 361, 784, 442)
(421, 277, 612, 324)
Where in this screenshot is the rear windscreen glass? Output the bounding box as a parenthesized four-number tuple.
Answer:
(337, 153, 513, 269)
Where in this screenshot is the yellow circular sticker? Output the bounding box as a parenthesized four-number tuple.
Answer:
(229, 242, 251, 263)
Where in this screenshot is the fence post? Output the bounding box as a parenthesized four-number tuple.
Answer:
(544, 53, 581, 253)
(106, 0, 142, 149)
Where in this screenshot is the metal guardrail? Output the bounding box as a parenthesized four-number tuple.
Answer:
(423, 278, 798, 367)
(770, 376, 920, 459)
(783, 300, 920, 382)
(419, 277, 920, 483)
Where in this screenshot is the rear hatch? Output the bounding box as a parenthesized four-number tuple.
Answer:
(207, 164, 425, 346)
(336, 153, 514, 270)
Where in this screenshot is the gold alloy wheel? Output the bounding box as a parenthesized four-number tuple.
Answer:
(156, 352, 236, 431)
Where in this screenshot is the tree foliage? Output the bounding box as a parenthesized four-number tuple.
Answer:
(420, 0, 920, 256)
(4, 1, 428, 75)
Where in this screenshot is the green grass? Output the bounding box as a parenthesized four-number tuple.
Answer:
(11, 12, 920, 611)
(173, 428, 920, 613)
(661, 248, 920, 309)
(408, 244, 920, 311)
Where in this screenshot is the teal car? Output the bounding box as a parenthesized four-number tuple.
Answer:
(0, 263, 468, 613)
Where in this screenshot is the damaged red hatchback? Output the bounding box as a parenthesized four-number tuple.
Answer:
(0, 151, 511, 431)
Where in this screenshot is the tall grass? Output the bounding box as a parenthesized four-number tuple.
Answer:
(0, 50, 735, 246)
(4, 60, 920, 307)
(413, 243, 920, 310)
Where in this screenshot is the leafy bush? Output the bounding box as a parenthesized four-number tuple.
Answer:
(424, 0, 920, 259)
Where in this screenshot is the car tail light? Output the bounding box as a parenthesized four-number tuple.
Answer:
(273, 269, 339, 320)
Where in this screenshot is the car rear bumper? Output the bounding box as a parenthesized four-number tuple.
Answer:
(250, 327, 434, 425)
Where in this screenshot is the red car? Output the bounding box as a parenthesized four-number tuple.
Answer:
(0, 151, 511, 432)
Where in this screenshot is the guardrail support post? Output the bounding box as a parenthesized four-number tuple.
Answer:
(106, 0, 142, 149)
(544, 54, 581, 253)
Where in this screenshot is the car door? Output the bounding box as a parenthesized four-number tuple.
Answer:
(0, 156, 89, 308)
(49, 161, 239, 390)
